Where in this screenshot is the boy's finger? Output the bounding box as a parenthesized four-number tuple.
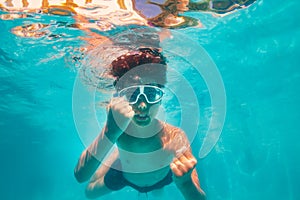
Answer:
(114, 101, 130, 111)
(180, 156, 195, 169)
(111, 98, 131, 112)
(177, 153, 197, 171)
(125, 110, 135, 118)
(178, 154, 189, 164)
(111, 97, 125, 105)
(183, 151, 197, 163)
(173, 158, 189, 173)
(120, 107, 134, 116)
(170, 163, 183, 177)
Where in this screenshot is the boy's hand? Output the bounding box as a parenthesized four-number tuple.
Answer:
(170, 151, 197, 184)
(106, 97, 135, 138)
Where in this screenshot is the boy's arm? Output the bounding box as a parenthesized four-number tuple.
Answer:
(164, 127, 206, 200)
(74, 97, 134, 183)
(74, 127, 115, 183)
(171, 150, 206, 200)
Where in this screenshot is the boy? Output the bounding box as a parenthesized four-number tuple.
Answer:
(74, 47, 206, 200)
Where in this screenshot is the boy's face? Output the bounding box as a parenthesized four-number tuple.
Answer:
(131, 94, 161, 126)
(117, 77, 164, 127)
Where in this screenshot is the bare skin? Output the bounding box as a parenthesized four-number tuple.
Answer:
(74, 81, 206, 200)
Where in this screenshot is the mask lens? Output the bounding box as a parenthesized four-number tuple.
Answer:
(144, 87, 163, 103)
(119, 87, 140, 103)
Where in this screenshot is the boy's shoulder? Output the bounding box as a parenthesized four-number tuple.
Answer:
(160, 122, 190, 154)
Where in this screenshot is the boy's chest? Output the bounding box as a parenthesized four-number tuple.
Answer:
(116, 133, 173, 174)
(117, 133, 163, 153)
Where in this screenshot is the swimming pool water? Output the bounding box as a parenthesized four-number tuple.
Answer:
(1, 0, 300, 199)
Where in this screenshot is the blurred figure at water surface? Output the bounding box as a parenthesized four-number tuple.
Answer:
(0, 0, 257, 37)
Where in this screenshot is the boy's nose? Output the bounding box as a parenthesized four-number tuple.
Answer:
(137, 95, 148, 110)
(137, 101, 147, 110)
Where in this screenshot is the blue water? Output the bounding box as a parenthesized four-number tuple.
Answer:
(1, 0, 300, 200)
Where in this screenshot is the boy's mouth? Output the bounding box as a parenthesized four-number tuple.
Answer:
(134, 114, 150, 121)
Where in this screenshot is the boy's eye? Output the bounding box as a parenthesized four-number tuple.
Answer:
(122, 88, 140, 102)
(146, 91, 156, 99)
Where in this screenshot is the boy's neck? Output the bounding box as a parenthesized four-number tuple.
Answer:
(125, 119, 163, 138)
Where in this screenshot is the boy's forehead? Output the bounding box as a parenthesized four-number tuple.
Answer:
(121, 75, 159, 86)
(115, 75, 164, 91)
